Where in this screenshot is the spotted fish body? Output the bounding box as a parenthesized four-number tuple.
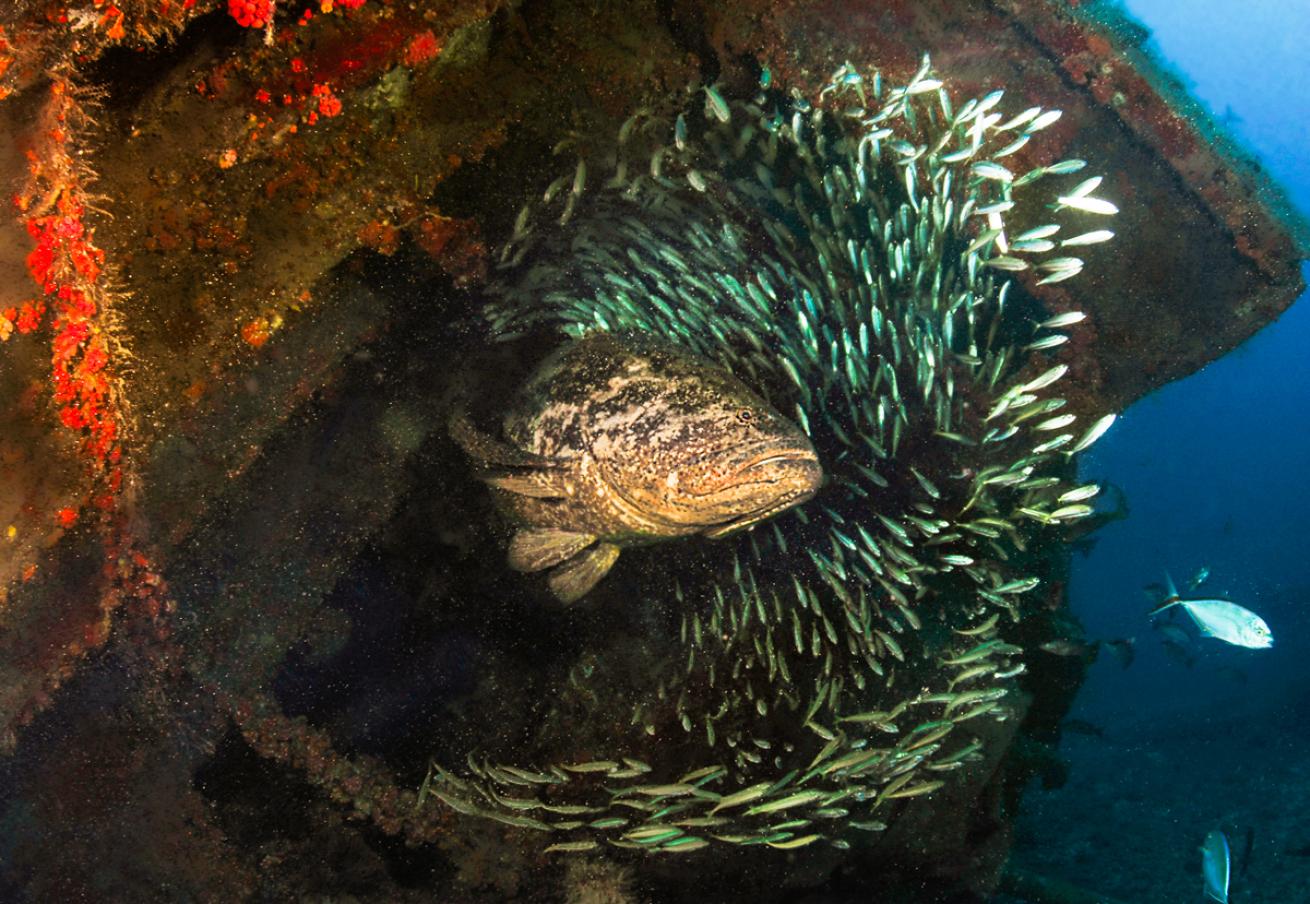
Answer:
(453, 331, 822, 602)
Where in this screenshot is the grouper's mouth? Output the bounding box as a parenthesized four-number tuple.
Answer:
(700, 476, 821, 538)
(721, 442, 823, 490)
(696, 448, 824, 538)
(731, 449, 819, 477)
(675, 435, 819, 488)
(595, 439, 822, 534)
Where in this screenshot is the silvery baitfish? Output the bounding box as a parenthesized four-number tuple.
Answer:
(1201, 828, 1230, 903)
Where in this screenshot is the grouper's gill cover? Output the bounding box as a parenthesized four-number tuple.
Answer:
(458, 331, 822, 601)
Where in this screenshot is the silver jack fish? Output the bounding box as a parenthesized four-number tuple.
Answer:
(452, 331, 823, 602)
(1149, 572, 1273, 650)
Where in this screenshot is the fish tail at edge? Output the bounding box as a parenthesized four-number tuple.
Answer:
(1147, 597, 1182, 617)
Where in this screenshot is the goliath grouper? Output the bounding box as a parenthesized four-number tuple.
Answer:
(452, 331, 823, 602)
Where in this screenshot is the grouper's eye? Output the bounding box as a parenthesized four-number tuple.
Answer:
(735, 409, 755, 424)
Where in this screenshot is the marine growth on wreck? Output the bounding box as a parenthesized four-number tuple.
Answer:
(418, 57, 1121, 854)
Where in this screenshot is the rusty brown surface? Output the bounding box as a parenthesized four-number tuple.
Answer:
(0, 1, 1303, 901)
(704, 0, 1305, 412)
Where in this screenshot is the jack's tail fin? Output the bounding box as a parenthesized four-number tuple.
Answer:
(1149, 571, 1183, 616)
(1148, 599, 1183, 617)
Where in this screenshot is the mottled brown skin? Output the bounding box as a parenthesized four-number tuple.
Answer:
(453, 331, 822, 602)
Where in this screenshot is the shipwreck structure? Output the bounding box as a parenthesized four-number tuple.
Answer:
(0, 1, 1302, 901)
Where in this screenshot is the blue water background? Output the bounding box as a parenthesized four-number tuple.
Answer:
(1014, 2, 1310, 899)
(1073, 0, 1310, 729)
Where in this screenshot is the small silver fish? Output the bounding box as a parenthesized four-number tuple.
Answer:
(971, 161, 1013, 182)
(1060, 229, 1114, 247)
(703, 85, 731, 124)
(1038, 639, 1093, 659)
(1027, 108, 1063, 131)
(1201, 828, 1230, 903)
(1067, 412, 1116, 455)
(1149, 573, 1272, 650)
(1156, 623, 1192, 647)
(1055, 194, 1118, 215)
(1103, 637, 1135, 668)
(1154, 619, 1197, 668)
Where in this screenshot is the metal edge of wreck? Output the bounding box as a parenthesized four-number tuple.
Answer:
(996, 0, 1308, 369)
(708, 0, 1306, 409)
(1009, 0, 1310, 271)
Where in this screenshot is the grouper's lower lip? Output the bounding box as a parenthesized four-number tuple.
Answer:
(700, 478, 821, 538)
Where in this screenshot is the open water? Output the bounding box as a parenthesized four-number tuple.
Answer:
(1007, 2, 1310, 901)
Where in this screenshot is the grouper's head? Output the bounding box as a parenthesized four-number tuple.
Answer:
(588, 340, 822, 537)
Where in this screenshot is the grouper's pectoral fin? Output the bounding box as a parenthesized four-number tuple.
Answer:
(449, 412, 571, 498)
(547, 542, 621, 604)
(507, 528, 597, 572)
(484, 472, 571, 498)
(449, 411, 560, 471)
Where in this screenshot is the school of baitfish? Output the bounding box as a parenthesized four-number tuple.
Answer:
(429, 55, 1122, 854)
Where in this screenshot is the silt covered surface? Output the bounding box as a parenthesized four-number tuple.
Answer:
(0, 1, 1302, 901)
